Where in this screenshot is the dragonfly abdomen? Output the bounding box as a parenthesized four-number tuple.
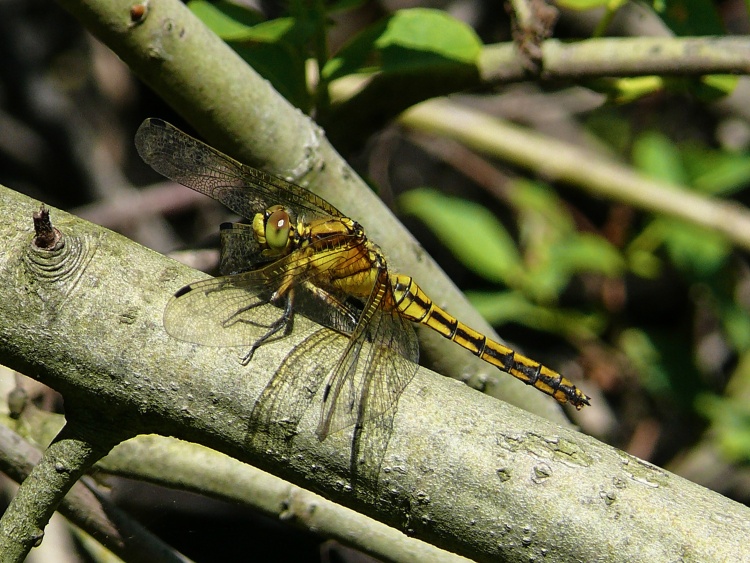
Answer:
(390, 274, 590, 410)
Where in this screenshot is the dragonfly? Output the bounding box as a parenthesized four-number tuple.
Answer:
(135, 118, 590, 441)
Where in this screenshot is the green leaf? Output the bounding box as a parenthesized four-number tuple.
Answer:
(630, 132, 733, 276)
(507, 181, 623, 299)
(467, 290, 604, 340)
(653, 217, 731, 277)
(516, 235, 623, 302)
(632, 131, 687, 184)
(240, 17, 299, 42)
(659, 76, 736, 103)
(620, 327, 703, 404)
(591, 77, 664, 104)
(232, 40, 311, 111)
(696, 394, 750, 463)
(188, 2, 312, 109)
(322, 8, 482, 81)
(397, 188, 523, 285)
(555, 0, 613, 9)
(695, 75, 738, 101)
(649, 0, 725, 36)
(585, 110, 632, 155)
(188, 0, 263, 40)
(509, 180, 574, 233)
(627, 248, 663, 279)
(619, 328, 672, 394)
(722, 300, 750, 352)
(682, 145, 750, 196)
(551, 234, 625, 277)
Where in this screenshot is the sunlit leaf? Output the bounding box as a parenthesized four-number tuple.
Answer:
(632, 131, 686, 184)
(695, 75, 738, 101)
(555, 0, 613, 9)
(188, 0, 262, 40)
(398, 188, 523, 285)
(591, 77, 664, 104)
(323, 8, 481, 81)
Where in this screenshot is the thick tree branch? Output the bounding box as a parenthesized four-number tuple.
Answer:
(0, 185, 747, 561)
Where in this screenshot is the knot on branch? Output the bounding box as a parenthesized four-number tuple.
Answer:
(508, 0, 558, 76)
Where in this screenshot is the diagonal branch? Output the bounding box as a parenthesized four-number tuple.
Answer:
(0, 184, 747, 561)
(400, 99, 750, 253)
(0, 423, 192, 562)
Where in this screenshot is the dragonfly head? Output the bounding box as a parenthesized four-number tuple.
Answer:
(253, 204, 296, 257)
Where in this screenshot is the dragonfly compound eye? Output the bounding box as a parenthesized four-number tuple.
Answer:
(265, 207, 291, 249)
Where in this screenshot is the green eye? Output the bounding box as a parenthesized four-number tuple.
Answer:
(265, 207, 290, 249)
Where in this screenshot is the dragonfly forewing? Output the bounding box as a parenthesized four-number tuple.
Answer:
(135, 118, 343, 221)
(219, 222, 267, 274)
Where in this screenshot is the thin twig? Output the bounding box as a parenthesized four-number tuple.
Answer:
(0, 423, 193, 562)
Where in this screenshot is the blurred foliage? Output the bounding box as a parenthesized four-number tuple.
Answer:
(189, 2, 482, 114)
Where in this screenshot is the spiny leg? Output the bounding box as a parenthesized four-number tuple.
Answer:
(239, 291, 296, 365)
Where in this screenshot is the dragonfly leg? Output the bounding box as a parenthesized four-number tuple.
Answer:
(240, 292, 295, 365)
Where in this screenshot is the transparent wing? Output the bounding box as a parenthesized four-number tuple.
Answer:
(248, 327, 350, 448)
(164, 236, 369, 346)
(135, 118, 344, 221)
(293, 282, 362, 336)
(316, 272, 419, 440)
